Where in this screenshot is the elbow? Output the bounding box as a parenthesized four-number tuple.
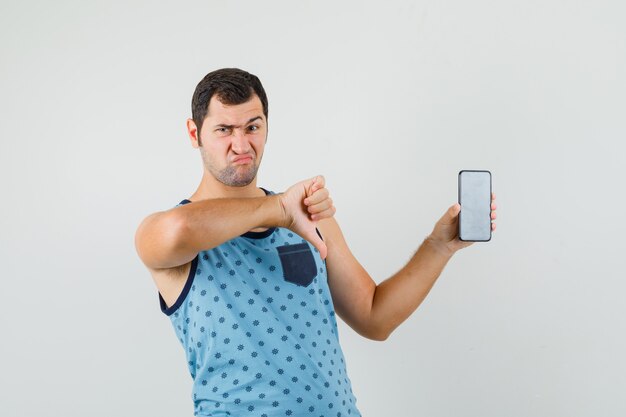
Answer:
(134, 210, 187, 269)
(362, 324, 391, 342)
(369, 333, 388, 342)
(357, 307, 393, 341)
(372, 328, 391, 342)
(367, 305, 393, 341)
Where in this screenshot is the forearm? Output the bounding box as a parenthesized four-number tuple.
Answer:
(370, 237, 454, 339)
(174, 194, 286, 252)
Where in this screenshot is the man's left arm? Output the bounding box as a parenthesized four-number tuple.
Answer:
(316, 195, 497, 341)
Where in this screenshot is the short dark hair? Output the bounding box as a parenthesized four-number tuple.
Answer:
(191, 68, 269, 136)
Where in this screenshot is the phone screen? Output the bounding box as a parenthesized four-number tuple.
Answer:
(458, 170, 492, 242)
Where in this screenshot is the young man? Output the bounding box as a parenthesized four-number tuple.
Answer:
(135, 68, 497, 416)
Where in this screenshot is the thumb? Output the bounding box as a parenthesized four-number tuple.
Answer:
(306, 176, 320, 198)
(305, 228, 328, 260)
(439, 203, 461, 226)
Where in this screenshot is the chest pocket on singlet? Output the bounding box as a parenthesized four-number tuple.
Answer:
(276, 243, 318, 287)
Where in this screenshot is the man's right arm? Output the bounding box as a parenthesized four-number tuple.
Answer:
(135, 195, 286, 270)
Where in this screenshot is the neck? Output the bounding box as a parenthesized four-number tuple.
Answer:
(189, 170, 266, 201)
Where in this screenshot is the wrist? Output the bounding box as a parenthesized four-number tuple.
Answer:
(270, 194, 290, 229)
(423, 235, 455, 259)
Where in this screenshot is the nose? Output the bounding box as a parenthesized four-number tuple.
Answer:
(231, 128, 251, 154)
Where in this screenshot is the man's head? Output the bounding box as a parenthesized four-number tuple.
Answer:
(187, 68, 269, 187)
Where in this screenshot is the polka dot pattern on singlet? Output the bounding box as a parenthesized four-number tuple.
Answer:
(159, 191, 361, 417)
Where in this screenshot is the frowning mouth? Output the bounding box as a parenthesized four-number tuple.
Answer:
(232, 155, 253, 165)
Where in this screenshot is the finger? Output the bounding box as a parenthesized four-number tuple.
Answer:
(439, 203, 460, 226)
(306, 177, 318, 198)
(304, 188, 329, 205)
(491, 222, 497, 231)
(492, 192, 496, 201)
(311, 205, 336, 221)
(491, 211, 497, 220)
(491, 202, 497, 210)
(308, 198, 333, 214)
(313, 175, 325, 190)
(308, 175, 325, 195)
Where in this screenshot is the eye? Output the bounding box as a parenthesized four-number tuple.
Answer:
(248, 125, 259, 131)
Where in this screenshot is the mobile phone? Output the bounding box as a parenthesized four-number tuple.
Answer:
(458, 170, 492, 242)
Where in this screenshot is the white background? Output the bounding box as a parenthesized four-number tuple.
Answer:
(1, 1, 625, 416)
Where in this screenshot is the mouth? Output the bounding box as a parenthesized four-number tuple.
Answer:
(232, 155, 253, 165)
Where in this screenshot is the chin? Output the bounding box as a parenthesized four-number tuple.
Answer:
(212, 162, 260, 187)
(222, 175, 256, 187)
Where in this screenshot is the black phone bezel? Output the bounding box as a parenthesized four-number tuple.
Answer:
(458, 169, 492, 242)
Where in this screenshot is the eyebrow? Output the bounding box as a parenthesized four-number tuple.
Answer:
(214, 116, 264, 129)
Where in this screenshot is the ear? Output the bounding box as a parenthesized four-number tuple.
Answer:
(186, 118, 201, 148)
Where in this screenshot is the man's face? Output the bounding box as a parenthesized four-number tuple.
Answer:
(197, 94, 267, 187)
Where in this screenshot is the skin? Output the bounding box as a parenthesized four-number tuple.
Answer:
(153, 92, 498, 341)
